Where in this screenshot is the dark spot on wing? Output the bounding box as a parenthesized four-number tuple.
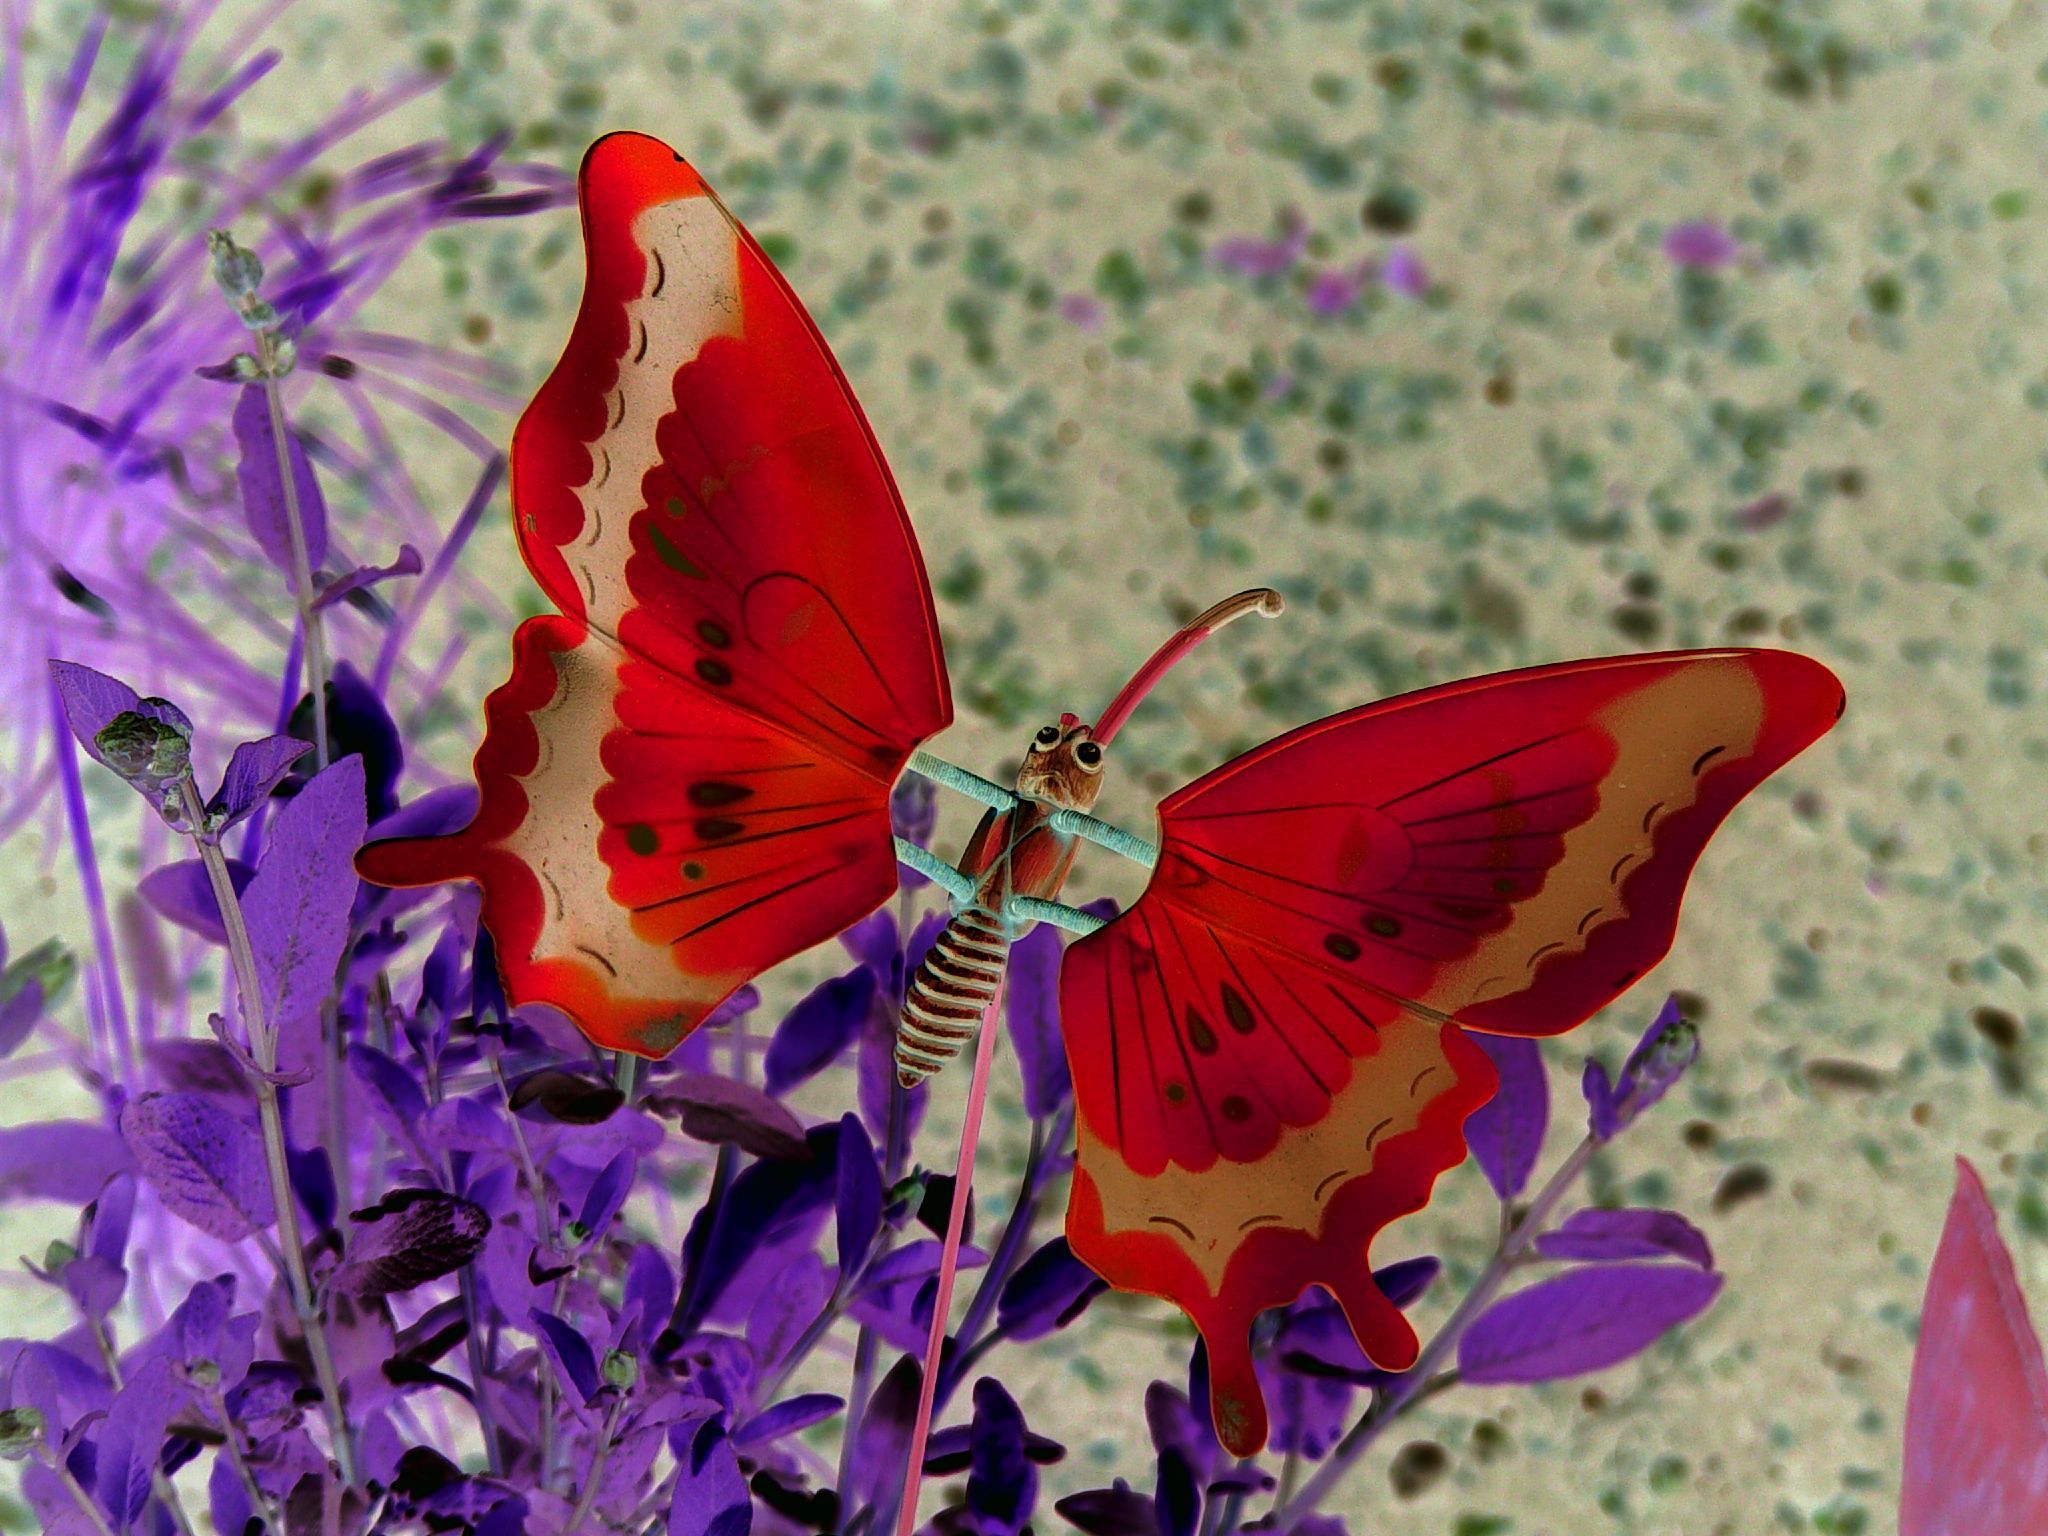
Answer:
(695, 657, 733, 687)
(1164, 1081, 1188, 1105)
(1219, 982, 1256, 1035)
(1324, 933, 1361, 961)
(1364, 913, 1403, 938)
(1185, 1006, 1218, 1055)
(683, 861, 706, 880)
(697, 618, 731, 649)
(1220, 1095, 1252, 1123)
(689, 781, 752, 808)
(648, 523, 705, 578)
(695, 818, 744, 841)
(624, 823, 658, 856)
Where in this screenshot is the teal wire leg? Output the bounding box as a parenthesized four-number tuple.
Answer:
(1048, 807, 1159, 870)
(907, 750, 1017, 812)
(894, 837, 977, 905)
(1003, 895, 1108, 937)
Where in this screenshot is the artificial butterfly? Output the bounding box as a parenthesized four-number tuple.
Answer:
(356, 130, 1846, 1456)
(1900, 1157, 2048, 1535)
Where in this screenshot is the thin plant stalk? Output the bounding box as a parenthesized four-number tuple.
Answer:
(565, 1392, 630, 1533)
(258, 347, 329, 770)
(1269, 1133, 1599, 1530)
(42, 1449, 117, 1536)
(177, 777, 357, 1485)
(893, 980, 1005, 1536)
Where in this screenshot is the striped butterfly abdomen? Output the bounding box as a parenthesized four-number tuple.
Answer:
(896, 907, 1011, 1088)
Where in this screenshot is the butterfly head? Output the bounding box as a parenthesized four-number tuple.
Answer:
(1017, 711, 1106, 811)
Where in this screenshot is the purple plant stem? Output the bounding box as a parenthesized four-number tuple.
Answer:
(1270, 1133, 1599, 1531)
(941, 1103, 1071, 1397)
(176, 775, 358, 1485)
(894, 980, 1006, 1536)
(49, 672, 127, 1079)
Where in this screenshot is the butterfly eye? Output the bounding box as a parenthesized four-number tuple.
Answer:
(1075, 740, 1104, 771)
(1034, 725, 1061, 748)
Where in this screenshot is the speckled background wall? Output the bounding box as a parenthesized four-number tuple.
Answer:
(8, 1, 2047, 1531)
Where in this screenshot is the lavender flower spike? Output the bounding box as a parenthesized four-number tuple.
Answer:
(1583, 994, 1700, 1141)
(0, 0, 567, 826)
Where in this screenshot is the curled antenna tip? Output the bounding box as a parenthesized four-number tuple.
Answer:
(1255, 589, 1284, 616)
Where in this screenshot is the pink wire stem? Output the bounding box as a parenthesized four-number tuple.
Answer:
(893, 979, 1006, 1536)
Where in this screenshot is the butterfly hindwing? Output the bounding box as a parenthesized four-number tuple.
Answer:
(356, 134, 950, 1055)
(1060, 647, 1843, 1453)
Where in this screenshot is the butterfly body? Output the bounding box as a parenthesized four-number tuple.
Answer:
(355, 132, 1848, 1459)
(896, 721, 1096, 1087)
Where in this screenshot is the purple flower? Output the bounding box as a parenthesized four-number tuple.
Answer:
(1662, 219, 1740, 268)
(1058, 292, 1106, 332)
(1583, 994, 1700, 1141)
(1305, 263, 1372, 317)
(1209, 212, 1309, 280)
(1379, 243, 1429, 298)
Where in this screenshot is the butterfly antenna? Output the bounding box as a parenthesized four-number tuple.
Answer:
(1090, 588, 1284, 746)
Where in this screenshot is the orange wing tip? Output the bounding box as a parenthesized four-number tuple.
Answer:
(578, 131, 710, 213)
(1067, 1022, 1496, 1455)
(354, 833, 477, 891)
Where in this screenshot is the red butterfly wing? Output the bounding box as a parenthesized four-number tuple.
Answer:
(1900, 1157, 2048, 1536)
(1060, 648, 1842, 1454)
(357, 134, 951, 1056)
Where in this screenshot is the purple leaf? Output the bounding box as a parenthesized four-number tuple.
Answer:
(1374, 1256, 1441, 1311)
(366, 784, 478, 846)
(848, 1355, 920, 1515)
(1054, 1487, 1160, 1536)
(762, 968, 876, 1095)
(119, 1093, 274, 1240)
(669, 1415, 751, 1536)
(839, 908, 899, 980)
(835, 1113, 882, 1275)
(95, 1356, 182, 1527)
(1459, 1263, 1722, 1384)
(891, 771, 937, 848)
(647, 1074, 808, 1162)
(138, 857, 255, 946)
(346, 1044, 432, 1165)
(333, 1189, 490, 1297)
(577, 1149, 635, 1240)
(672, 1121, 841, 1334)
(0, 1121, 133, 1203)
(205, 734, 311, 832)
(731, 1393, 843, 1447)
(746, 1251, 833, 1368)
(1535, 1208, 1713, 1270)
(233, 382, 329, 572)
(313, 544, 423, 611)
(622, 1243, 676, 1351)
(1464, 1032, 1547, 1201)
(968, 1377, 1037, 1536)
(861, 1238, 990, 1290)
(1007, 923, 1070, 1118)
(242, 755, 365, 1040)
(530, 1309, 600, 1404)
(48, 661, 140, 757)
(998, 1237, 1107, 1342)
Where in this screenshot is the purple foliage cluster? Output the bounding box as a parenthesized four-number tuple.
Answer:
(0, 9, 1735, 1533)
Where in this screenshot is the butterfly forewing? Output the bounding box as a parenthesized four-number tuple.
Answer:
(1058, 647, 1844, 1455)
(357, 134, 951, 1056)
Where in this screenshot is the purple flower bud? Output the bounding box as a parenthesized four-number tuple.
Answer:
(1584, 995, 1699, 1140)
